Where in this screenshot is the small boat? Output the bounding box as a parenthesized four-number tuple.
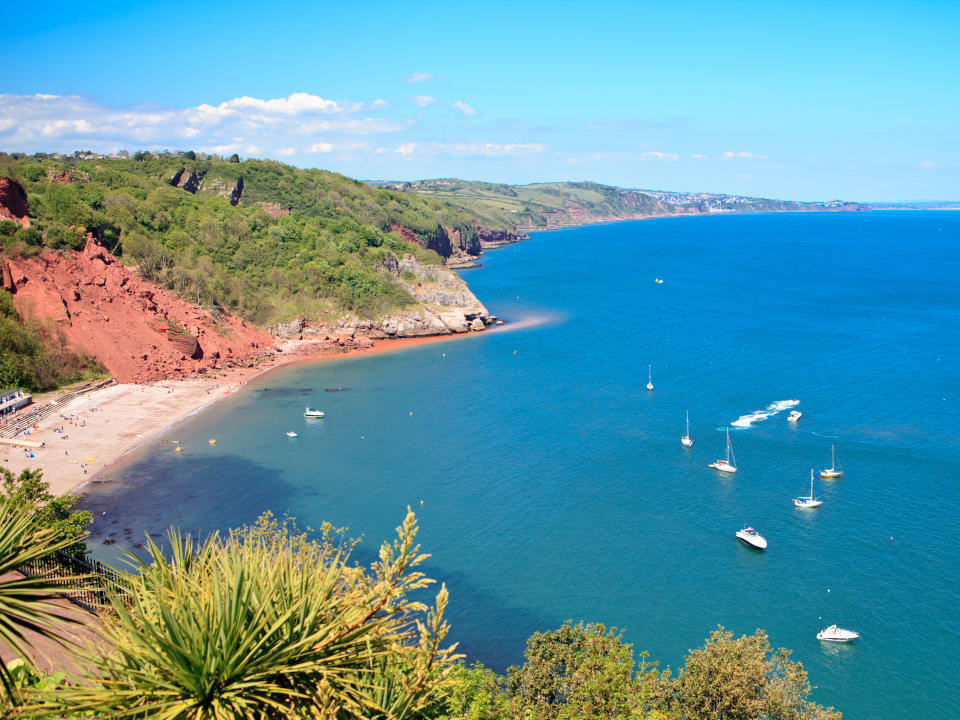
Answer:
(304, 407, 325, 418)
(709, 427, 737, 473)
(817, 625, 859, 642)
(787, 410, 802, 423)
(820, 445, 843, 478)
(736, 526, 767, 550)
(793, 469, 823, 508)
(655, 277, 664, 284)
(646, 365, 654, 391)
(208, 438, 216, 445)
(681, 411, 693, 447)
(286, 431, 298, 438)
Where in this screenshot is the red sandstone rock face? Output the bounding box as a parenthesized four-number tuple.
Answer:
(0, 177, 30, 228)
(3, 237, 275, 383)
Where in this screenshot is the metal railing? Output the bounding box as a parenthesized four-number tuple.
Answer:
(18, 549, 127, 615)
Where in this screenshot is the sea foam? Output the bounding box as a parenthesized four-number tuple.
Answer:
(730, 399, 799, 428)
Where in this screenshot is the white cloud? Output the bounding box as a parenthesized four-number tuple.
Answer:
(370, 99, 390, 109)
(411, 95, 436, 107)
(308, 142, 335, 153)
(690, 153, 708, 160)
(0, 92, 401, 157)
(641, 151, 680, 161)
(919, 160, 936, 169)
(393, 141, 546, 159)
(723, 151, 767, 159)
(452, 101, 477, 116)
(404, 72, 435, 84)
(277, 147, 297, 156)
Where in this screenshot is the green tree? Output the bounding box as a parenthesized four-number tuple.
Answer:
(653, 627, 841, 720)
(505, 621, 655, 720)
(52, 510, 460, 719)
(228, 153, 240, 163)
(0, 467, 92, 556)
(439, 663, 511, 720)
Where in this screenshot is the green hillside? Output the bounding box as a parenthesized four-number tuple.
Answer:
(376, 178, 678, 228)
(0, 153, 498, 326)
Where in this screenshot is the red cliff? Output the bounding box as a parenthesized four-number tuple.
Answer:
(3, 237, 275, 383)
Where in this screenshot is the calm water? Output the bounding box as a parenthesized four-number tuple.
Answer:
(84, 212, 960, 719)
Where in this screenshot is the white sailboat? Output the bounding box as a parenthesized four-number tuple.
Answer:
(681, 411, 693, 447)
(793, 469, 823, 508)
(709, 427, 737, 473)
(646, 365, 654, 391)
(820, 445, 843, 479)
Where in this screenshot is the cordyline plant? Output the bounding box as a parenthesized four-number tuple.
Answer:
(0, 493, 85, 707)
(43, 509, 461, 719)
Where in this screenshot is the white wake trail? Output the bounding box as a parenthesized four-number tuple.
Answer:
(730, 399, 799, 428)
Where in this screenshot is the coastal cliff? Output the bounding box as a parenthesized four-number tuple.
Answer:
(2, 237, 274, 383)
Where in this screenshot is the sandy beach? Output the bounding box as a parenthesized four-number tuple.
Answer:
(1, 332, 474, 497)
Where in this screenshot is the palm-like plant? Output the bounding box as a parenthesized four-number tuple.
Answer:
(0, 494, 84, 705)
(52, 509, 460, 719)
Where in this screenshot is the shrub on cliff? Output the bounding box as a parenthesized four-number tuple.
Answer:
(0, 289, 105, 392)
(0, 467, 92, 557)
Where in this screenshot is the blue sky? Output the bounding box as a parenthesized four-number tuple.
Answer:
(3, 0, 957, 201)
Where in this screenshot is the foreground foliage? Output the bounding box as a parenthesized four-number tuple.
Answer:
(0, 494, 85, 707)
(439, 622, 840, 720)
(43, 511, 459, 719)
(0, 289, 104, 393)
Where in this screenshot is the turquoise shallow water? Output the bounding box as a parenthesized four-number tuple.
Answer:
(84, 211, 960, 719)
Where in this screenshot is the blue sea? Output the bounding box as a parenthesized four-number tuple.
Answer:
(83, 211, 960, 719)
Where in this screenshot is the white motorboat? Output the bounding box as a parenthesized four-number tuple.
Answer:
(787, 410, 802, 423)
(681, 410, 693, 447)
(817, 625, 859, 642)
(709, 427, 737, 473)
(820, 445, 843, 478)
(646, 365, 654, 391)
(793, 469, 823, 508)
(304, 407, 325, 418)
(285, 431, 298, 438)
(736, 526, 767, 550)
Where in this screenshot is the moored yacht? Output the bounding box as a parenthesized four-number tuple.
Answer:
(304, 407, 325, 418)
(793, 469, 823, 508)
(736, 526, 767, 550)
(708, 427, 737, 473)
(820, 445, 843, 478)
(681, 411, 693, 447)
(646, 365, 654, 391)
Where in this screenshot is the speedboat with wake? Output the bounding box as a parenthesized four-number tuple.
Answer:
(817, 625, 859, 642)
(736, 526, 767, 550)
(787, 410, 802, 423)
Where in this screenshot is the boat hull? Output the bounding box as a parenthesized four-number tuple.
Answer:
(709, 461, 736, 473)
(681, 436, 693, 447)
(736, 529, 767, 550)
(793, 498, 823, 508)
(820, 470, 842, 479)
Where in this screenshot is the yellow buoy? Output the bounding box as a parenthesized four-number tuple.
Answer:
(409, 411, 413, 416)
(208, 439, 216, 445)
(175, 447, 183, 453)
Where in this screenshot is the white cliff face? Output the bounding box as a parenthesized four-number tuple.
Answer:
(371, 253, 492, 336)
